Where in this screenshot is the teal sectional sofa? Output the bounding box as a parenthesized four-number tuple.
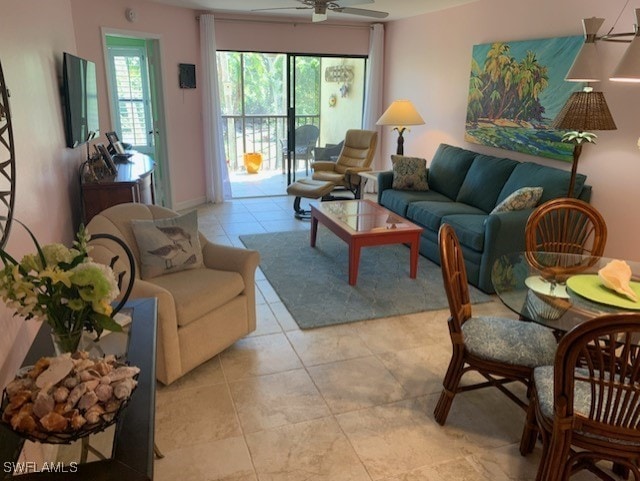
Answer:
(377, 144, 591, 293)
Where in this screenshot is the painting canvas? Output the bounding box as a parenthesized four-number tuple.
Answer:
(465, 36, 585, 162)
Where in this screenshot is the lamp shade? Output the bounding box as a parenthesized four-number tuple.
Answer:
(565, 17, 604, 82)
(376, 100, 425, 127)
(610, 9, 640, 82)
(552, 88, 617, 131)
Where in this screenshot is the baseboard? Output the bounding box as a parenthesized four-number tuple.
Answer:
(173, 196, 207, 211)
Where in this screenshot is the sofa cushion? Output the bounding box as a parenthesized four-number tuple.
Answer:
(391, 155, 429, 191)
(442, 214, 488, 252)
(491, 186, 543, 214)
(428, 144, 476, 200)
(497, 162, 586, 204)
(131, 210, 204, 279)
(380, 189, 450, 217)
(456, 154, 519, 213)
(407, 201, 485, 231)
(150, 267, 245, 327)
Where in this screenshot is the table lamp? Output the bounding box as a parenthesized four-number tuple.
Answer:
(552, 86, 616, 197)
(376, 100, 425, 155)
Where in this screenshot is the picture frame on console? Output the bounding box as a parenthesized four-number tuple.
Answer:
(95, 143, 117, 176)
(105, 131, 126, 155)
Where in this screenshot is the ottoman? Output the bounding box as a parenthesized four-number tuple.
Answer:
(286, 178, 335, 219)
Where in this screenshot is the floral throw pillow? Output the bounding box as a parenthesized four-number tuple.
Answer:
(391, 155, 429, 191)
(131, 210, 203, 279)
(490, 187, 543, 215)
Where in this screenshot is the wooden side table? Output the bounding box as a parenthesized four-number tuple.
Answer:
(358, 170, 386, 195)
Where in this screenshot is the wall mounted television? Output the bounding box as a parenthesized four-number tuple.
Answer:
(62, 52, 99, 148)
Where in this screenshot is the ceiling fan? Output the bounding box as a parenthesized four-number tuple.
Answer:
(252, 0, 389, 23)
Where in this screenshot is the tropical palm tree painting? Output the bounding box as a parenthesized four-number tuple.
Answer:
(465, 36, 585, 162)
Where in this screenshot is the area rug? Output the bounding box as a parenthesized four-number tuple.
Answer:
(239, 230, 492, 329)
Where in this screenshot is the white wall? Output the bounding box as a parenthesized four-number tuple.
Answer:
(383, 0, 640, 260)
(319, 58, 366, 146)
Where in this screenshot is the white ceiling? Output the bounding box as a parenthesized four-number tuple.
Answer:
(143, 0, 478, 23)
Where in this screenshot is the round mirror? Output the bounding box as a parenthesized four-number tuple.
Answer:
(0, 62, 16, 249)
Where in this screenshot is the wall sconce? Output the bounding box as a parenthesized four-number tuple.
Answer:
(567, 8, 640, 82)
(376, 100, 425, 155)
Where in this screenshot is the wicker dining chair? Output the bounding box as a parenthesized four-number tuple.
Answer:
(520, 313, 640, 481)
(433, 224, 558, 425)
(525, 198, 607, 281)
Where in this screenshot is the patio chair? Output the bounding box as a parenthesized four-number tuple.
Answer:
(280, 124, 320, 176)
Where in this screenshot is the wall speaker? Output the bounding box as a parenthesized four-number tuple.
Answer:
(179, 63, 196, 89)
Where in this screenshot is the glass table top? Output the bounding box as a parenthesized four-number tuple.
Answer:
(492, 252, 640, 333)
(311, 200, 421, 233)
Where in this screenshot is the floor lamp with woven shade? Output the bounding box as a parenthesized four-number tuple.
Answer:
(552, 86, 616, 197)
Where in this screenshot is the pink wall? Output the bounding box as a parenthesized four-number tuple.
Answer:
(69, 0, 205, 209)
(382, 0, 640, 260)
(0, 0, 82, 385)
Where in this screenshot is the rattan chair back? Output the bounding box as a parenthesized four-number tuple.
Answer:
(539, 313, 640, 480)
(525, 198, 607, 279)
(438, 223, 472, 329)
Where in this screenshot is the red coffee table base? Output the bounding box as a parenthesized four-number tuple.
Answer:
(310, 200, 423, 285)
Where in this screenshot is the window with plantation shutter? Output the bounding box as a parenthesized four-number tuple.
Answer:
(107, 46, 152, 150)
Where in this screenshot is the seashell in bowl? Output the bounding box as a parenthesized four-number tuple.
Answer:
(598, 260, 639, 302)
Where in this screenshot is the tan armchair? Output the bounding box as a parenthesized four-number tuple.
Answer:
(311, 129, 377, 196)
(86, 203, 260, 385)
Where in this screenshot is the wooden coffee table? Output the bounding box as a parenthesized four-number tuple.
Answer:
(310, 199, 424, 285)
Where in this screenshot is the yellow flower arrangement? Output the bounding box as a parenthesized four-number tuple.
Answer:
(0, 222, 121, 351)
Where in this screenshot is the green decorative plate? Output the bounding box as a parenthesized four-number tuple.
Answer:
(566, 275, 640, 311)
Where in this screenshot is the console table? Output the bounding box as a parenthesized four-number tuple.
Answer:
(0, 297, 158, 480)
(81, 152, 155, 224)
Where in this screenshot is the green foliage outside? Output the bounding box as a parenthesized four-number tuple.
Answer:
(216, 52, 320, 117)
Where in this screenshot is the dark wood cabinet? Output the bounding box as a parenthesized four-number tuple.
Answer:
(81, 152, 156, 223)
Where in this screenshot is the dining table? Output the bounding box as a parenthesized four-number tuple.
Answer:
(492, 251, 640, 334)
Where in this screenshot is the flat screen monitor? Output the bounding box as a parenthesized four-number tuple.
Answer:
(62, 52, 99, 148)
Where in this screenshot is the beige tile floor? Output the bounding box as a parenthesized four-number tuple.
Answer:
(154, 195, 597, 481)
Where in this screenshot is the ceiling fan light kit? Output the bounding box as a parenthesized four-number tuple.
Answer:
(313, 5, 328, 22)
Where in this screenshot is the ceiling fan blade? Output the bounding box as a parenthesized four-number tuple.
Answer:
(329, 0, 374, 6)
(333, 7, 389, 18)
(251, 6, 311, 12)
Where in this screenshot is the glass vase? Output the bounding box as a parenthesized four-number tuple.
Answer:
(51, 328, 84, 356)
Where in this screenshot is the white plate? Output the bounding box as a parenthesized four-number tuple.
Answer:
(524, 276, 570, 299)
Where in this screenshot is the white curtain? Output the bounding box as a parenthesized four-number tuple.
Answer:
(200, 14, 231, 203)
(362, 23, 385, 183)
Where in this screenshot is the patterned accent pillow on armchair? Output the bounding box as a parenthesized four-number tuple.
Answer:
(131, 210, 203, 279)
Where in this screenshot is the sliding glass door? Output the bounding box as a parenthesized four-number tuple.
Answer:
(287, 54, 366, 185)
(216, 51, 367, 198)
